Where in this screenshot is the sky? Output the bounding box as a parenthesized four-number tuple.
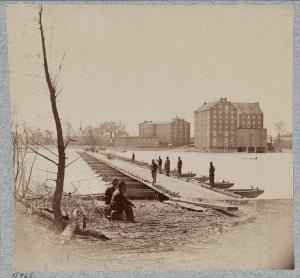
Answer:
(6, 4, 293, 137)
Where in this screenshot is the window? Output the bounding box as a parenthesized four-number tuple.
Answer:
(247, 115, 251, 119)
(213, 137, 217, 146)
(213, 130, 217, 136)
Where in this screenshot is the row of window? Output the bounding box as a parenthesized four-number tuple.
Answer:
(240, 114, 262, 119)
(213, 109, 235, 114)
(213, 119, 235, 124)
(213, 114, 235, 119)
(212, 124, 235, 129)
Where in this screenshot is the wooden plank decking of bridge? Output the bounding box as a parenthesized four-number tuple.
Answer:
(89, 152, 237, 202)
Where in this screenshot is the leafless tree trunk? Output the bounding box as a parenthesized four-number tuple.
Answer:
(39, 6, 66, 231)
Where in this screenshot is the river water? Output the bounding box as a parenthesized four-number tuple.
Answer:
(23, 147, 293, 199)
(112, 149, 293, 199)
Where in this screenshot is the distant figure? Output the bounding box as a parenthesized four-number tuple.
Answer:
(151, 159, 158, 184)
(177, 157, 182, 177)
(165, 157, 170, 176)
(104, 178, 118, 216)
(109, 182, 136, 222)
(132, 153, 135, 164)
(157, 156, 163, 174)
(209, 162, 215, 186)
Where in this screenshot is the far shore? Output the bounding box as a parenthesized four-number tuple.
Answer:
(41, 144, 292, 153)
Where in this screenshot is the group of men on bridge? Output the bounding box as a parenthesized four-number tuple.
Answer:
(150, 156, 183, 184)
(102, 160, 216, 222)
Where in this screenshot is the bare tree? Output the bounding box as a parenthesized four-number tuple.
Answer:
(38, 6, 67, 231)
(99, 121, 128, 144)
(12, 122, 37, 198)
(82, 126, 98, 146)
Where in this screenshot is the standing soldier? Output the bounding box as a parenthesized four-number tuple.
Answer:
(132, 152, 135, 164)
(151, 159, 158, 184)
(165, 157, 170, 176)
(157, 156, 162, 174)
(177, 157, 182, 177)
(209, 162, 215, 186)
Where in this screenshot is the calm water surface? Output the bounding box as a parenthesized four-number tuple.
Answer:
(24, 147, 293, 199)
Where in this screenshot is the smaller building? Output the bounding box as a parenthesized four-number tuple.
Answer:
(115, 136, 160, 148)
(139, 117, 190, 146)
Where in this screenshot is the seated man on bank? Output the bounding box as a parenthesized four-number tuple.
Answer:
(104, 178, 118, 216)
(109, 181, 136, 222)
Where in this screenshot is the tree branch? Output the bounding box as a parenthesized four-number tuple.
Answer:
(25, 143, 58, 166)
(65, 154, 83, 168)
(34, 141, 58, 157)
(64, 137, 78, 150)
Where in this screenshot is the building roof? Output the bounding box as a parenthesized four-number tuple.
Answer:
(194, 101, 219, 112)
(232, 102, 263, 115)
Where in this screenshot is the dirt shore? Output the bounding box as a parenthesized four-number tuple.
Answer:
(13, 198, 294, 271)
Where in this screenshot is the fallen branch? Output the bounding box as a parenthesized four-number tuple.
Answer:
(17, 196, 110, 241)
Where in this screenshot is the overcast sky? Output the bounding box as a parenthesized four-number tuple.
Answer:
(6, 4, 293, 136)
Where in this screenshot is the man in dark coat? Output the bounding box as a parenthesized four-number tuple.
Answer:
(151, 159, 158, 184)
(177, 157, 182, 177)
(157, 156, 162, 174)
(209, 162, 215, 186)
(165, 157, 170, 176)
(132, 153, 135, 164)
(104, 178, 118, 216)
(110, 182, 136, 222)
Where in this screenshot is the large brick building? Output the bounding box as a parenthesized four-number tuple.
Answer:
(139, 117, 190, 146)
(194, 98, 267, 152)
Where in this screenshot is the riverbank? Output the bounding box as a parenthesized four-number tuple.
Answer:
(13, 198, 293, 271)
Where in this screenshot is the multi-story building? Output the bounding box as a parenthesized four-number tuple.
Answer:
(139, 117, 190, 146)
(194, 98, 267, 152)
(233, 102, 267, 152)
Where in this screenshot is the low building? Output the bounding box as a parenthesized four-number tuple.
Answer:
(115, 136, 160, 148)
(194, 98, 267, 152)
(139, 117, 190, 146)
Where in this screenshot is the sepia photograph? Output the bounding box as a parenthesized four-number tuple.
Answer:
(6, 3, 294, 272)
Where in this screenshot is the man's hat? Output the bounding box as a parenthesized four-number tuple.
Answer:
(118, 181, 126, 189)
